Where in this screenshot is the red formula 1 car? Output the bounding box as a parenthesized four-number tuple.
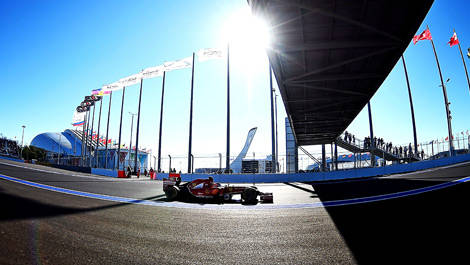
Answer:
(162, 175, 273, 203)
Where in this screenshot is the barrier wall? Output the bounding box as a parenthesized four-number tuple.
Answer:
(91, 168, 118, 177)
(0, 156, 24, 163)
(156, 153, 470, 183)
(49, 164, 91, 174)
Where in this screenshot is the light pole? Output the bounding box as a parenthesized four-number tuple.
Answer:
(168, 154, 172, 172)
(439, 78, 454, 156)
(129, 112, 137, 170)
(21, 125, 25, 147)
(218, 153, 222, 172)
(21, 125, 25, 159)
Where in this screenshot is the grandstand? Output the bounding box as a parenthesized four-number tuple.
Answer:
(0, 137, 20, 158)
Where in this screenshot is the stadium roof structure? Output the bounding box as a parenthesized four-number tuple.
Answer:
(248, 0, 433, 145)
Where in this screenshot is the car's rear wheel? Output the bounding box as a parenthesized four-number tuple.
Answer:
(241, 187, 258, 203)
(165, 186, 180, 201)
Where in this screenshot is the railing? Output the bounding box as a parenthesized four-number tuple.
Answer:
(338, 132, 470, 161)
(298, 146, 322, 172)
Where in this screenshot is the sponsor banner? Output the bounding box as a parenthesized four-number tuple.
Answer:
(91, 47, 220, 95)
(117, 73, 142, 87)
(100, 83, 123, 93)
(163, 56, 192, 71)
(197, 48, 224, 62)
(141, 65, 164, 79)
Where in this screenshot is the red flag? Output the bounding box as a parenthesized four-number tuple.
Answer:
(413, 28, 432, 44)
(448, 32, 459, 47)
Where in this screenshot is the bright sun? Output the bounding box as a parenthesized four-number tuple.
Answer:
(221, 7, 271, 70)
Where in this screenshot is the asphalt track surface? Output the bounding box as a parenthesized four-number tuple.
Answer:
(1, 159, 470, 264)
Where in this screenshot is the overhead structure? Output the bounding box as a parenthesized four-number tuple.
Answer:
(248, 0, 434, 145)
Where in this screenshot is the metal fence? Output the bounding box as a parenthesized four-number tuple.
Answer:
(41, 135, 470, 174)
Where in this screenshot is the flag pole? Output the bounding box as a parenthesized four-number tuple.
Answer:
(81, 112, 86, 165)
(157, 72, 166, 172)
(134, 79, 143, 175)
(117, 87, 126, 170)
(401, 55, 418, 155)
(188, 52, 195, 173)
(226, 44, 231, 173)
(89, 104, 96, 167)
(104, 91, 113, 168)
(428, 25, 454, 156)
(455, 30, 470, 94)
(84, 109, 91, 161)
(95, 98, 103, 167)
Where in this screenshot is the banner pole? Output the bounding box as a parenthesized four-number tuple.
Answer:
(89, 104, 96, 167)
(269, 63, 276, 173)
(134, 79, 144, 175)
(84, 109, 91, 161)
(275, 94, 279, 172)
(188, 52, 195, 173)
(104, 91, 113, 168)
(81, 112, 86, 165)
(226, 44, 231, 172)
(117, 87, 126, 170)
(95, 99, 103, 167)
(157, 72, 166, 172)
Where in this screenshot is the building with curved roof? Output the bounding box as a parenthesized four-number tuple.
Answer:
(30, 130, 82, 156)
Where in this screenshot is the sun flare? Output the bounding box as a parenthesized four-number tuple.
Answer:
(220, 6, 272, 71)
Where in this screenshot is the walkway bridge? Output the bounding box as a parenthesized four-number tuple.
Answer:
(335, 136, 420, 163)
(249, 0, 433, 145)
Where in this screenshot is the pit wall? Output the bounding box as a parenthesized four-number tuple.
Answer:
(156, 153, 470, 183)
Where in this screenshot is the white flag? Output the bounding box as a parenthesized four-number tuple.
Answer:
(117, 73, 142, 87)
(141, 65, 164, 79)
(197, 48, 224, 62)
(101, 83, 123, 93)
(72, 110, 86, 126)
(163, 56, 193, 71)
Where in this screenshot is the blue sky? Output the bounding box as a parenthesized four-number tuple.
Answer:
(348, 0, 470, 149)
(1, 0, 469, 171)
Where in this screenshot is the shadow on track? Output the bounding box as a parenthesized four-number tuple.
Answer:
(0, 193, 166, 222)
(311, 177, 470, 264)
(283, 182, 318, 198)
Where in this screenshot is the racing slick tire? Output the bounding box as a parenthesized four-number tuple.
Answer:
(165, 186, 180, 201)
(241, 187, 258, 203)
